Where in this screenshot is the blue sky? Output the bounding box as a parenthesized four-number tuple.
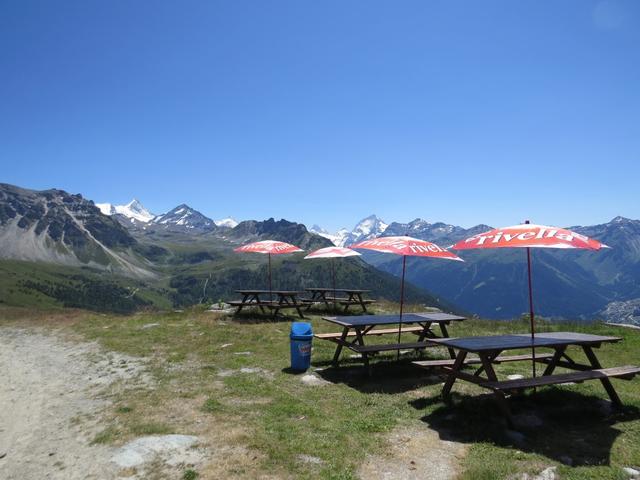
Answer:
(1, 1, 638, 231)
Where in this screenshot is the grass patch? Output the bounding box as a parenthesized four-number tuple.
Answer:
(202, 398, 223, 413)
(91, 425, 121, 445)
(129, 422, 173, 436)
(183, 469, 199, 480)
(9, 305, 639, 479)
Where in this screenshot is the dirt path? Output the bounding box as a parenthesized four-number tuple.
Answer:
(0, 327, 149, 479)
(357, 425, 467, 480)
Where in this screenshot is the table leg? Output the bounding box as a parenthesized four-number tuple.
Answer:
(253, 294, 266, 314)
(352, 327, 372, 375)
(479, 352, 513, 423)
(236, 293, 250, 314)
(582, 345, 623, 408)
(356, 293, 367, 312)
(438, 323, 456, 359)
(542, 346, 566, 376)
(305, 291, 315, 311)
(442, 350, 467, 401)
(321, 291, 330, 309)
(343, 293, 353, 313)
(332, 327, 349, 367)
(417, 321, 434, 341)
(294, 298, 305, 319)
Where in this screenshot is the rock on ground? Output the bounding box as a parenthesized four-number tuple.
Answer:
(521, 466, 557, 480)
(301, 374, 329, 386)
(624, 466, 640, 478)
(111, 434, 200, 468)
(357, 425, 466, 480)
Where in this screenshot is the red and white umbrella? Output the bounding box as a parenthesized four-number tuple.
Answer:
(452, 221, 609, 377)
(304, 247, 361, 310)
(351, 236, 463, 349)
(304, 246, 360, 259)
(234, 240, 303, 298)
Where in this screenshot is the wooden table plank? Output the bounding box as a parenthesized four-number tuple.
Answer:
(428, 332, 621, 352)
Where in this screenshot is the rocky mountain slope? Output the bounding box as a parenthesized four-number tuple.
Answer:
(0, 184, 153, 278)
(229, 218, 332, 251)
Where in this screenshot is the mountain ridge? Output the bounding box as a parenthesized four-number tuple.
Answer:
(2, 182, 638, 321)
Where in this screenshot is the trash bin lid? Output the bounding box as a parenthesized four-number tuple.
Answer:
(290, 322, 313, 337)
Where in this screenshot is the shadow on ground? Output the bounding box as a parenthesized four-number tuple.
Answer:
(411, 388, 640, 467)
(314, 360, 445, 394)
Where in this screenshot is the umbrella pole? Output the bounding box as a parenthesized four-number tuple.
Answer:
(526, 246, 537, 380)
(332, 258, 337, 312)
(268, 252, 273, 302)
(397, 255, 406, 361)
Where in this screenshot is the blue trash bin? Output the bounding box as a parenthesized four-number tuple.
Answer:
(290, 322, 313, 372)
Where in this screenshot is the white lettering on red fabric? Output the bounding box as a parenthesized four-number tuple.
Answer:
(517, 232, 535, 241)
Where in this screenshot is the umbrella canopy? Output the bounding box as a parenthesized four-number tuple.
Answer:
(351, 236, 463, 353)
(304, 246, 361, 259)
(452, 224, 608, 251)
(352, 236, 465, 260)
(234, 240, 303, 298)
(304, 247, 361, 310)
(234, 240, 304, 255)
(452, 221, 608, 378)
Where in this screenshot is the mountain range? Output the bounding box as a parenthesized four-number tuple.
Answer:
(341, 215, 640, 323)
(2, 183, 639, 323)
(97, 199, 238, 231)
(0, 184, 452, 315)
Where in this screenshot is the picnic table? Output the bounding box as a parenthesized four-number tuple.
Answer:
(229, 289, 305, 318)
(317, 312, 466, 374)
(303, 287, 375, 312)
(414, 332, 640, 425)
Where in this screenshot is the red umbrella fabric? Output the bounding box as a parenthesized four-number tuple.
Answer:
(304, 247, 361, 310)
(452, 224, 608, 251)
(351, 236, 463, 350)
(234, 240, 304, 255)
(304, 247, 360, 259)
(234, 240, 303, 298)
(452, 221, 609, 377)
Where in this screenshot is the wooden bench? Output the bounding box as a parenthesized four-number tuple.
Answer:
(228, 300, 274, 307)
(351, 341, 432, 353)
(412, 352, 555, 369)
(302, 297, 361, 304)
(314, 326, 424, 340)
(230, 300, 305, 318)
(339, 299, 375, 306)
(480, 365, 640, 392)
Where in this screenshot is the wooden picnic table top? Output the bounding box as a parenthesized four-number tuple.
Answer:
(305, 287, 371, 293)
(428, 332, 622, 353)
(236, 289, 301, 295)
(322, 312, 466, 328)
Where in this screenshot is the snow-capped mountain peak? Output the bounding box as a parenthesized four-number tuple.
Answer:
(309, 225, 350, 246)
(215, 217, 239, 228)
(96, 202, 116, 216)
(96, 199, 155, 223)
(352, 214, 388, 238)
(152, 204, 216, 232)
(309, 216, 388, 247)
(117, 199, 155, 223)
